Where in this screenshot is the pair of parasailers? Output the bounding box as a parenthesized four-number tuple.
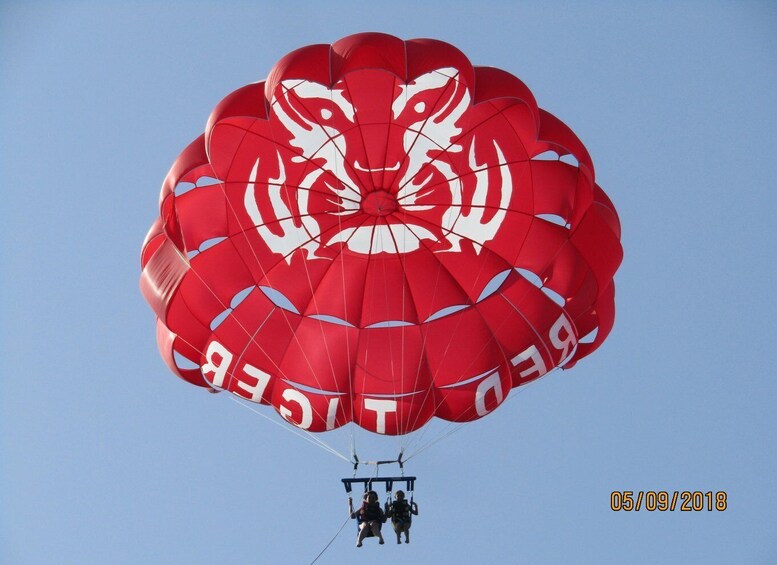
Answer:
(348, 490, 419, 547)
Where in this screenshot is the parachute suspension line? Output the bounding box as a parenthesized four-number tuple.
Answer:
(276, 130, 346, 421)
(173, 253, 291, 381)
(207, 211, 332, 429)
(396, 234, 492, 456)
(409, 246, 562, 455)
(327, 87, 358, 464)
(399, 217, 408, 457)
(385, 71, 472, 450)
(404, 214, 540, 456)
(377, 223, 400, 450)
(392, 69, 460, 196)
(309, 513, 351, 565)
(183, 247, 340, 437)
(224, 92, 366, 432)
(397, 234, 448, 454)
(349, 430, 357, 473)
(391, 77, 409, 452)
(396, 134, 510, 440)
(384, 203, 411, 454)
(403, 422, 464, 462)
(227, 395, 351, 463)
(404, 365, 562, 462)
(345, 166, 393, 459)
(270, 166, 341, 426)
(402, 197, 580, 458)
(500, 291, 557, 364)
(374, 225, 443, 450)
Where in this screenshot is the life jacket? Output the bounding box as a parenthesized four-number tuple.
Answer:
(361, 502, 383, 522)
(390, 500, 411, 523)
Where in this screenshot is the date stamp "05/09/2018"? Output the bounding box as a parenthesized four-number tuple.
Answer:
(610, 491, 727, 512)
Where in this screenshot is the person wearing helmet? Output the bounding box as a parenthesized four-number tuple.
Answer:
(348, 490, 386, 547)
(384, 490, 418, 544)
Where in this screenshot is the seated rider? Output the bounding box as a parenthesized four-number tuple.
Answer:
(348, 490, 386, 547)
(384, 490, 419, 544)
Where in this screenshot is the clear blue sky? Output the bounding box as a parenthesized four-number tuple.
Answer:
(2, 2, 776, 563)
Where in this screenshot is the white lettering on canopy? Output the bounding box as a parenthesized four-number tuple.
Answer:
(279, 389, 313, 429)
(550, 314, 576, 362)
(363, 398, 398, 434)
(201, 340, 271, 402)
(200, 309, 578, 433)
(475, 371, 504, 417)
(201, 340, 232, 387)
(511, 345, 547, 379)
(511, 313, 578, 380)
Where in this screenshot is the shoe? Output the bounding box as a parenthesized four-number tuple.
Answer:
(379, 539, 385, 545)
(357, 543, 362, 548)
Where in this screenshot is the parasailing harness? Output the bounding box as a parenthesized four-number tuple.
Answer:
(342, 451, 416, 534)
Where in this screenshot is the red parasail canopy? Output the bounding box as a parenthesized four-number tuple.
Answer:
(140, 32, 622, 435)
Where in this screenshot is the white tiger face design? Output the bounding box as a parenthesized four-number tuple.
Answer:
(243, 67, 512, 262)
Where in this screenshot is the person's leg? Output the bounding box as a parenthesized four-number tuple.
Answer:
(357, 523, 369, 547)
(393, 522, 402, 543)
(369, 521, 384, 544)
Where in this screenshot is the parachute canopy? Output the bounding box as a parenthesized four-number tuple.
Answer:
(140, 32, 622, 435)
